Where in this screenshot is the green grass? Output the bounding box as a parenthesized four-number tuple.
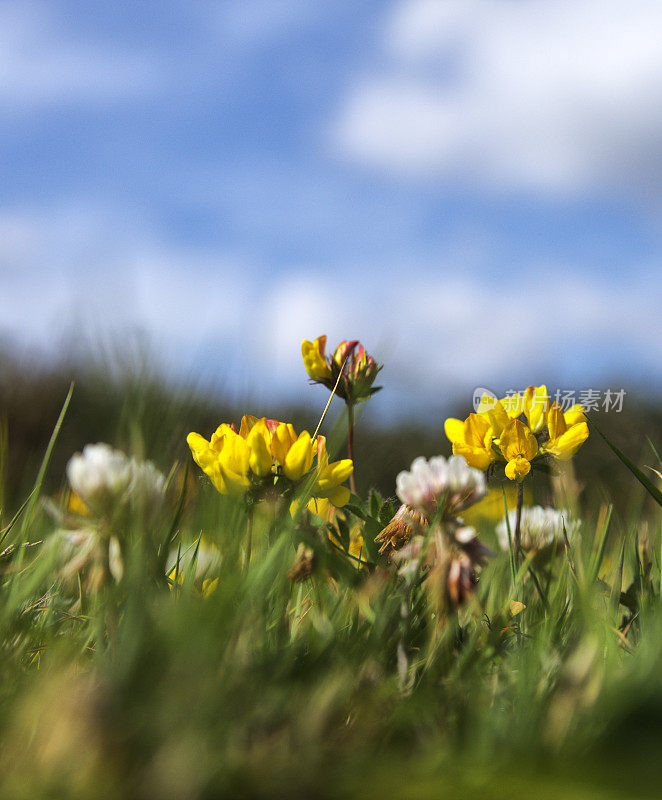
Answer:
(1, 381, 662, 799)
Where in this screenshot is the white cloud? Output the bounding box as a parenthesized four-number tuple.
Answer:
(0, 205, 252, 367)
(333, 0, 662, 196)
(261, 265, 662, 403)
(0, 2, 164, 111)
(1, 203, 660, 411)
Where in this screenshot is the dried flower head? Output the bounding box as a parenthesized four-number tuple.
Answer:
(392, 522, 490, 610)
(375, 503, 427, 555)
(288, 543, 316, 582)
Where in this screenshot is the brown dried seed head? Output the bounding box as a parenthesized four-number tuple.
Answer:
(375, 504, 428, 555)
(288, 543, 315, 582)
(446, 551, 477, 609)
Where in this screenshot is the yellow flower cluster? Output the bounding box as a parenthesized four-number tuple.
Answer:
(187, 414, 353, 507)
(444, 385, 589, 481)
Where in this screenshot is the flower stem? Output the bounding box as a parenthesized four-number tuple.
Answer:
(514, 481, 524, 562)
(347, 402, 357, 495)
(244, 512, 253, 571)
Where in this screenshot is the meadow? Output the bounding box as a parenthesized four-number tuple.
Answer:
(1, 340, 662, 799)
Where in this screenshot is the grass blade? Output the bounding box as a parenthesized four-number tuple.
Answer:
(590, 504, 613, 581)
(502, 486, 518, 592)
(0, 490, 35, 547)
(20, 382, 75, 538)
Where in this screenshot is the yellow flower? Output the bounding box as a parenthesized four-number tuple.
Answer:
(187, 430, 226, 493)
(444, 413, 495, 470)
(301, 336, 333, 381)
(499, 419, 538, 481)
(312, 435, 353, 507)
(188, 416, 352, 506)
(523, 385, 549, 433)
(542, 403, 589, 460)
(187, 419, 256, 495)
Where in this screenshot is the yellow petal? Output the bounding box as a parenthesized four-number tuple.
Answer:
(500, 393, 525, 418)
(476, 393, 498, 415)
(283, 431, 314, 480)
(306, 497, 335, 521)
(314, 435, 329, 470)
(505, 456, 531, 481)
(218, 433, 251, 494)
(271, 422, 298, 465)
(327, 485, 350, 507)
(523, 385, 549, 433)
(564, 404, 586, 427)
(481, 400, 510, 437)
(444, 417, 465, 445)
(210, 423, 235, 450)
(452, 443, 493, 471)
(186, 432, 214, 469)
(316, 459, 354, 492)
(544, 422, 589, 461)
(547, 403, 567, 441)
(301, 337, 332, 381)
(201, 578, 219, 597)
(239, 414, 260, 439)
(499, 419, 538, 462)
(465, 413, 492, 447)
(247, 419, 273, 477)
(510, 600, 526, 616)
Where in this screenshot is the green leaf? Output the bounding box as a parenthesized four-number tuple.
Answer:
(361, 516, 381, 563)
(378, 499, 395, 527)
(336, 515, 350, 552)
(345, 502, 366, 520)
(369, 490, 382, 519)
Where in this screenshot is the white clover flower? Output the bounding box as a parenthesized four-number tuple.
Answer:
(67, 444, 133, 513)
(395, 455, 486, 518)
(129, 459, 166, 519)
(496, 506, 580, 552)
(66, 443, 165, 519)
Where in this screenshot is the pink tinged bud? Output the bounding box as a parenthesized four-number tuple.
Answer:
(332, 340, 359, 369)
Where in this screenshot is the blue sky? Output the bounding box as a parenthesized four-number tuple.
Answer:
(2, 0, 662, 417)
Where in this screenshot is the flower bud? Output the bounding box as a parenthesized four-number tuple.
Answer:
(301, 336, 382, 404)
